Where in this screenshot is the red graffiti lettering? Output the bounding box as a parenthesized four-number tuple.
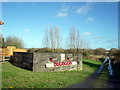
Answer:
(54, 62, 73, 67)
(69, 62, 72, 65)
(57, 63, 59, 66)
(61, 62, 64, 66)
(65, 62, 68, 65)
(54, 63, 57, 66)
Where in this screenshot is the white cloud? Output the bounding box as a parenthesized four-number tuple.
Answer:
(75, 3, 91, 14)
(85, 17, 95, 23)
(87, 17, 95, 21)
(56, 4, 69, 18)
(57, 12, 68, 17)
(95, 36, 102, 39)
(84, 32, 92, 35)
(24, 29, 30, 32)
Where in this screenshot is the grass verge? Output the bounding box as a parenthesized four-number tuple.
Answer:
(91, 63, 109, 88)
(2, 59, 101, 88)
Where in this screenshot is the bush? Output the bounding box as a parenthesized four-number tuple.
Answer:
(27, 48, 38, 52)
(5, 36, 24, 48)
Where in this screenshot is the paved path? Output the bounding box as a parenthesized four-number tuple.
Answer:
(68, 57, 120, 88)
(69, 71, 120, 88)
(69, 71, 100, 88)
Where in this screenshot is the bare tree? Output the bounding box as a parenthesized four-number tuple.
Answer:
(67, 27, 89, 50)
(54, 27, 62, 49)
(42, 29, 50, 48)
(67, 27, 76, 49)
(81, 39, 89, 49)
(67, 27, 80, 49)
(42, 26, 62, 49)
(49, 27, 55, 49)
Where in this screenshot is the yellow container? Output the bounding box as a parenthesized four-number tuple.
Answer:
(1, 46, 27, 56)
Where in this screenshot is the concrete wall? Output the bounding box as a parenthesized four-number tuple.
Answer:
(13, 52, 82, 72)
(33, 53, 61, 72)
(13, 52, 33, 70)
(33, 53, 82, 72)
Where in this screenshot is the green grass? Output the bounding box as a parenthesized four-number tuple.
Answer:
(2, 59, 101, 88)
